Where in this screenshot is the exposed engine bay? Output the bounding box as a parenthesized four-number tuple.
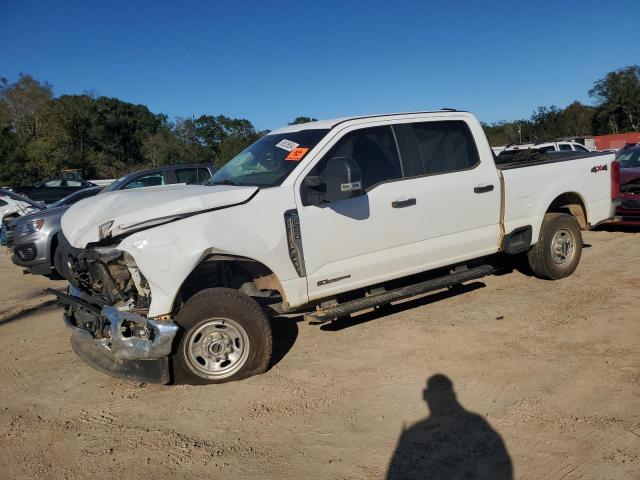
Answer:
(60, 239, 151, 314)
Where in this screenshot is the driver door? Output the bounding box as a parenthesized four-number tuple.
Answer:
(296, 125, 405, 301)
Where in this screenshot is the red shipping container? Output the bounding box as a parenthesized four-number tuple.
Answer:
(594, 132, 640, 150)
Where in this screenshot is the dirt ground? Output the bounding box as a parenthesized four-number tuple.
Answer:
(1, 227, 639, 479)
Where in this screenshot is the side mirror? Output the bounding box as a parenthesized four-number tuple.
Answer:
(324, 156, 363, 202)
(303, 156, 363, 206)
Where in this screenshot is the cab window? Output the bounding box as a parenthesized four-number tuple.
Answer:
(308, 126, 402, 192)
(411, 121, 480, 175)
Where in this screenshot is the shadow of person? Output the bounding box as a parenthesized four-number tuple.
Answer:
(386, 374, 513, 480)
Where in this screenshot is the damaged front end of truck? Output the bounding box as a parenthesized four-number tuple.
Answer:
(51, 235, 178, 384)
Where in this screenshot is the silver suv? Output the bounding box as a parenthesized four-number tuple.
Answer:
(7, 187, 101, 275)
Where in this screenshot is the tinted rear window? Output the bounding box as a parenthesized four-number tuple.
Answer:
(411, 121, 480, 174)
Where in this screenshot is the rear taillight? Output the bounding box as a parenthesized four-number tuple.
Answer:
(611, 160, 620, 200)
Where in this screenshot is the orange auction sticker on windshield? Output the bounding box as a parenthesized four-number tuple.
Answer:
(285, 147, 309, 161)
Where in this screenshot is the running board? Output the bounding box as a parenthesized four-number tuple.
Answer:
(305, 264, 495, 324)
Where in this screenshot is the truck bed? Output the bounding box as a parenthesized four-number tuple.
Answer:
(495, 150, 610, 170)
(498, 151, 615, 243)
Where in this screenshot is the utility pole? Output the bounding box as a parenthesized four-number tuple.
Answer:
(518, 124, 522, 144)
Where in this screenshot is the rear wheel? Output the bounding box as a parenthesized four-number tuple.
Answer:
(171, 288, 272, 385)
(527, 213, 582, 280)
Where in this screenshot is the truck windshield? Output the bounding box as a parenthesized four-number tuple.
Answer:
(207, 129, 329, 188)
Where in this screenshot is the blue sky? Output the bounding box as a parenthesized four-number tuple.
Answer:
(1, 0, 639, 130)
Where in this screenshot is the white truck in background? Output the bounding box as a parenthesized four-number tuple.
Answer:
(53, 110, 618, 385)
(497, 140, 592, 156)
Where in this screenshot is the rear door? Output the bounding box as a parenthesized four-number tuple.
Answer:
(386, 119, 501, 277)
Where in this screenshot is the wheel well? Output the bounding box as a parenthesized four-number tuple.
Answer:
(546, 192, 588, 230)
(175, 255, 285, 310)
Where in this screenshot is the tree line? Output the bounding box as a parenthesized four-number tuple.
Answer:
(0, 76, 277, 186)
(1, 66, 638, 186)
(483, 65, 640, 146)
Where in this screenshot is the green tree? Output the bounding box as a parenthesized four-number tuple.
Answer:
(49, 94, 96, 170)
(589, 65, 640, 133)
(289, 116, 317, 125)
(90, 96, 164, 167)
(0, 74, 54, 141)
(560, 101, 596, 137)
(143, 125, 205, 167)
(531, 105, 564, 140)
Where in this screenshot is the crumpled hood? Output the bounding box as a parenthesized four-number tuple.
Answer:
(61, 184, 258, 248)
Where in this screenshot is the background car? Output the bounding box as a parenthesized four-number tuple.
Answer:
(533, 141, 592, 153)
(612, 146, 640, 225)
(0, 189, 42, 225)
(5, 187, 102, 275)
(102, 163, 215, 192)
(499, 141, 591, 157)
(12, 178, 97, 205)
(7, 163, 215, 276)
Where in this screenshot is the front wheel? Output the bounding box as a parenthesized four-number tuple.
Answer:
(527, 213, 583, 280)
(171, 288, 272, 385)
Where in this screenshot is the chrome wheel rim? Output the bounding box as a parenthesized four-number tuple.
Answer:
(550, 228, 576, 266)
(183, 317, 250, 379)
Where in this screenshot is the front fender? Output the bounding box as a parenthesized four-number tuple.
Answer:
(116, 189, 299, 317)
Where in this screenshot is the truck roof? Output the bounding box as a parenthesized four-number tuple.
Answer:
(270, 109, 467, 134)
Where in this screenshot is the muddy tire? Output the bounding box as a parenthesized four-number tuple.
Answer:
(171, 288, 272, 385)
(527, 213, 582, 280)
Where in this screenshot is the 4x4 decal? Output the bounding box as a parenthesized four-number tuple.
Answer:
(591, 164, 608, 173)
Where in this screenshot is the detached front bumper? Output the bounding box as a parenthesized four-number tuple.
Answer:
(54, 289, 179, 384)
(68, 324, 172, 384)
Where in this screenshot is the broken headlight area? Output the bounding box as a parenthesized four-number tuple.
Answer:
(62, 243, 151, 314)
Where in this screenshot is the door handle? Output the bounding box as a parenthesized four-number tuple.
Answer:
(474, 184, 494, 194)
(392, 198, 417, 208)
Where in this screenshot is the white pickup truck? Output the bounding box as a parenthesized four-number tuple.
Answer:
(54, 110, 618, 385)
